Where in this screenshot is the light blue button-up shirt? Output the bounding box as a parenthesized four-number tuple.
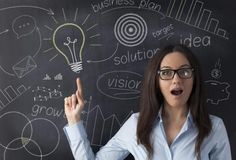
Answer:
(64, 112, 231, 160)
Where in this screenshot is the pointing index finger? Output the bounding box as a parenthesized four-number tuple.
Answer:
(76, 78, 83, 96)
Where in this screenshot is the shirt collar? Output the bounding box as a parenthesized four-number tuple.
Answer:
(186, 110, 195, 128)
(157, 107, 163, 123)
(157, 106, 195, 128)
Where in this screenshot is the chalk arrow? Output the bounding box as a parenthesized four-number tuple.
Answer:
(0, 6, 54, 15)
(0, 29, 9, 35)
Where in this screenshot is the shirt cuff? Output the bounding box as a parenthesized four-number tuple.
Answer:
(63, 121, 87, 141)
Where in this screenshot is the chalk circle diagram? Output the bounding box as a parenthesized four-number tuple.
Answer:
(0, 112, 60, 159)
(20, 118, 60, 157)
(114, 13, 148, 47)
(3, 137, 42, 160)
(0, 111, 33, 150)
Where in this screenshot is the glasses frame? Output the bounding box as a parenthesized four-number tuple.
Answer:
(157, 68, 194, 80)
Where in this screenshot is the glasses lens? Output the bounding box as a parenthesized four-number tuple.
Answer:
(158, 68, 193, 80)
(159, 69, 174, 80)
(177, 68, 193, 79)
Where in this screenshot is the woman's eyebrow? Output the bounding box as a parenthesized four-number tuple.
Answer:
(160, 64, 191, 69)
(180, 64, 191, 68)
(159, 66, 172, 69)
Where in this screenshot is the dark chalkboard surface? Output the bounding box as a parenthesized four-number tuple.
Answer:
(0, 0, 235, 159)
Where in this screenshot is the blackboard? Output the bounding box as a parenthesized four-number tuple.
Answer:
(0, 0, 235, 159)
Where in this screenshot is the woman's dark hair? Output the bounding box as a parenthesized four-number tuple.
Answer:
(136, 44, 212, 160)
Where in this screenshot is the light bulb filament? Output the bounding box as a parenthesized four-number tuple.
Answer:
(63, 37, 78, 63)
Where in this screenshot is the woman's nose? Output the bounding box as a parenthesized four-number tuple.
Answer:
(172, 72, 182, 82)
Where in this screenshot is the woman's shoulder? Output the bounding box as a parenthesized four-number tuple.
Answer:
(209, 114, 225, 131)
(114, 113, 139, 138)
(119, 113, 139, 131)
(124, 112, 139, 126)
(130, 112, 139, 120)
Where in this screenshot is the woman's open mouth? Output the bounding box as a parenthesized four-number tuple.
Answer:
(170, 89, 183, 96)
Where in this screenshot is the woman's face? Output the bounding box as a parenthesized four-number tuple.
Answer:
(158, 51, 193, 109)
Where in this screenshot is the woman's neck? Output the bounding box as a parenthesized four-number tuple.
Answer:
(162, 104, 188, 122)
(162, 104, 188, 146)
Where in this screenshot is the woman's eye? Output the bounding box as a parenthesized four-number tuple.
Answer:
(162, 70, 172, 75)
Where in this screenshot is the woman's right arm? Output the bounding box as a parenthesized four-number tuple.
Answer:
(64, 78, 95, 159)
(63, 78, 131, 160)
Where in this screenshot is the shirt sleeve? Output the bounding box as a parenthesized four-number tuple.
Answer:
(63, 114, 137, 160)
(63, 121, 95, 160)
(209, 118, 232, 160)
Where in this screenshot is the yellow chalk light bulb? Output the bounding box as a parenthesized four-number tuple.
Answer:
(53, 23, 85, 73)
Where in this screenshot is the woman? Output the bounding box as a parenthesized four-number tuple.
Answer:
(64, 44, 231, 160)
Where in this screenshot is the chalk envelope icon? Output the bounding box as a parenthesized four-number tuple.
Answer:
(53, 23, 85, 73)
(12, 55, 37, 78)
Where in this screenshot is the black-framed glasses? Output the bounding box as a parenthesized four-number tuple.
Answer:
(157, 68, 194, 80)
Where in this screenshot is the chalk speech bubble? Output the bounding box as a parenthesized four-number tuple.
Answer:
(12, 15, 36, 39)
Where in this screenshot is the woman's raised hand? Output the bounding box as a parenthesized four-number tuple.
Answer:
(64, 78, 85, 125)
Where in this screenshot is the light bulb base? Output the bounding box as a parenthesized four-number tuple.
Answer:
(69, 61, 83, 73)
